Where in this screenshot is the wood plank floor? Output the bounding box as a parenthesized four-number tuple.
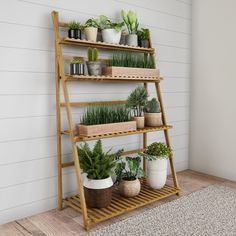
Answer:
(1, 170, 236, 236)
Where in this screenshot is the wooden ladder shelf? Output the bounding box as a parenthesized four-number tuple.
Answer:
(51, 11, 180, 230)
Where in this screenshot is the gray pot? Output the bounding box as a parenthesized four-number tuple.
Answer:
(86, 61, 102, 76)
(126, 34, 138, 47)
(140, 39, 149, 48)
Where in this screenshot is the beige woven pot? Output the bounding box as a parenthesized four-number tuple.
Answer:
(84, 27, 97, 41)
(133, 116, 145, 129)
(119, 178, 141, 197)
(144, 112, 162, 127)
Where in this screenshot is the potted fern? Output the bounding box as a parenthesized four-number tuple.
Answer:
(115, 156, 144, 197)
(84, 18, 99, 41)
(126, 86, 148, 129)
(68, 21, 81, 39)
(76, 105, 136, 136)
(144, 98, 162, 127)
(137, 28, 150, 48)
(139, 142, 172, 189)
(121, 10, 139, 46)
(70, 59, 84, 75)
(86, 47, 102, 76)
(78, 140, 123, 208)
(98, 15, 124, 44)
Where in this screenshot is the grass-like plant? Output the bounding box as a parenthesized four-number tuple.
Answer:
(68, 21, 81, 30)
(108, 52, 155, 69)
(81, 105, 131, 125)
(77, 140, 123, 179)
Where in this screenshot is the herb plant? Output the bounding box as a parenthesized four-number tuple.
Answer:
(145, 98, 161, 113)
(85, 18, 99, 28)
(87, 48, 98, 61)
(81, 105, 131, 125)
(68, 21, 81, 30)
(126, 86, 148, 117)
(70, 59, 83, 64)
(121, 10, 139, 34)
(77, 140, 123, 179)
(115, 156, 145, 182)
(139, 142, 172, 161)
(98, 15, 124, 32)
(137, 28, 150, 40)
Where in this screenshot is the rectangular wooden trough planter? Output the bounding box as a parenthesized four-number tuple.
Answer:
(103, 66, 160, 77)
(76, 121, 137, 136)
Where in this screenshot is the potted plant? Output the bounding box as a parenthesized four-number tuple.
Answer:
(98, 15, 124, 44)
(68, 21, 81, 39)
(84, 18, 99, 41)
(126, 86, 148, 129)
(121, 10, 139, 46)
(139, 142, 172, 189)
(115, 156, 145, 197)
(137, 28, 150, 48)
(86, 47, 102, 76)
(144, 98, 162, 127)
(78, 140, 123, 208)
(103, 52, 160, 77)
(70, 59, 84, 75)
(76, 105, 136, 136)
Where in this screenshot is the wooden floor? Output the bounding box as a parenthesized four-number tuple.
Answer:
(1, 170, 236, 236)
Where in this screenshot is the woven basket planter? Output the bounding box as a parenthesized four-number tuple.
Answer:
(119, 178, 141, 197)
(76, 121, 137, 136)
(144, 112, 162, 127)
(103, 67, 160, 77)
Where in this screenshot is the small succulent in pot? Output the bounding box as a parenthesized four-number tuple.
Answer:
(84, 18, 99, 41)
(115, 156, 145, 197)
(121, 10, 139, 46)
(144, 98, 162, 127)
(68, 21, 81, 39)
(126, 86, 148, 129)
(70, 59, 84, 75)
(86, 47, 102, 76)
(137, 28, 150, 48)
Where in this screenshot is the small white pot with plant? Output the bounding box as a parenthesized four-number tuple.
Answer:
(144, 98, 162, 127)
(121, 10, 139, 46)
(126, 85, 148, 129)
(98, 15, 124, 44)
(83, 18, 99, 41)
(140, 142, 172, 189)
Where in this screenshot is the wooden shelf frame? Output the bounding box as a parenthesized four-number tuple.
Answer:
(51, 11, 180, 231)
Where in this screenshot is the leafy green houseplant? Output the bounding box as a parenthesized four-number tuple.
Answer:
(68, 21, 81, 39)
(126, 86, 148, 129)
(139, 142, 172, 189)
(77, 140, 123, 208)
(76, 105, 136, 136)
(144, 98, 163, 127)
(84, 18, 99, 41)
(115, 156, 144, 197)
(137, 28, 150, 48)
(70, 59, 84, 75)
(86, 47, 102, 76)
(121, 10, 139, 46)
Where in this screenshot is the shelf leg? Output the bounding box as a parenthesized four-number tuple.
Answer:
(143, 82, 148, 171)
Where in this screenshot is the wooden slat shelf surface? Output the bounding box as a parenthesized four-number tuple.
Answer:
(59, 37, 155, 53)
(62, 125, 172, 142)
(63, 179, 180, 225)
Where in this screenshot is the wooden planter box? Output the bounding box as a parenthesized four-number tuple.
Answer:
(103, 67, 160, 77)
(76, 121, 137, 136)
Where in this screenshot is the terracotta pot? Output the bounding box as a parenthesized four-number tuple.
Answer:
(83, 176, 113, 208)
(144, 112, 162, 127)
(133, 116, 145, 129)
(119, 178, 141, 197)
(84, 27, 97, 41)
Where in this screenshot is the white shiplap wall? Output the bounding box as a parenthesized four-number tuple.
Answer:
(0, 0, 192, 224)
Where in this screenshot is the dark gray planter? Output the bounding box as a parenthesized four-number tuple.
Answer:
(68, 29, 81, 39)
(140, 39, 149, 48)
(70, 63, 84, 75)
(86, 61, 102, 76)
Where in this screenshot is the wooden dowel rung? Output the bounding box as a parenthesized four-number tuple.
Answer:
(60, 100, 127, 107)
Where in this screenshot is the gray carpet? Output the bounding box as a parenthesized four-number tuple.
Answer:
(88, 185, 236, 236)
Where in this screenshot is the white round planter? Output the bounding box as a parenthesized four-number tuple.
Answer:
(102, 29, 121, 44)
(147, 158, 167, 189)
(84, 27, 98, 41)
(83, 176, 113, 189)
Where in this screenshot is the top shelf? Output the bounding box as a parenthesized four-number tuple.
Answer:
(59, 38, 155, 53)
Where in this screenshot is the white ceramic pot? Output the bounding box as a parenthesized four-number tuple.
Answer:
(126, 34, 138, 46)
(83, 176, 113, 189)
(133, 116, 145, 129)
(147, 158, 167, 189)
(84, 27, 98, 41)
(102, 29, 121, 44)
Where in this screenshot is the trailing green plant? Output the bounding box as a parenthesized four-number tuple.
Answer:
(98, 15, 124, 32)
(139, 142, 172, 161)
(70, 59, 83, 64)
(137, 28, 150, 40)
(126, 86, 148, 117)
(87, 47, 98, 61)
(77, 140, 123, 179)
(81, 105, 131, 125)
(121, 10, 139, 34)
(85, 18, 99, 28)
(68, 21, 81, 30)
(115, 156, 145, 183)
(108, 52, 155, 69)
(145, 98, 161, 113)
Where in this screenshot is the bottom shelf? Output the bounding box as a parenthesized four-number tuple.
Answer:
(63, 179, 180, 226)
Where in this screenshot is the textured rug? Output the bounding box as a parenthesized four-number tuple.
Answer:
(88, 185, 236, 236)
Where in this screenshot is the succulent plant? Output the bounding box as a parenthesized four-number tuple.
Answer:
(145, 98, 161, 113)
(87, 47, 98, 61)
(121, 10, 139, 34)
